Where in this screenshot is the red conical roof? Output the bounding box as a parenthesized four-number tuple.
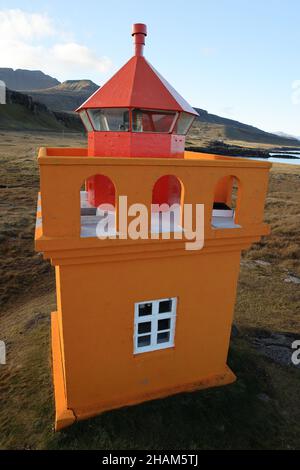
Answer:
(76, 25, 198, 115)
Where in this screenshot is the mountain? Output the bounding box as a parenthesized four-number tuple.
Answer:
(0, 68, 60, 91)
(187, 108, 300, 148)
(274, 131, 300, 141)
(0, 88, 82, 132)
(21, 83, 300, 147)
(24, 80, 99, 112)
(0, 67, 299, 149)
(49, 80, 98, 92)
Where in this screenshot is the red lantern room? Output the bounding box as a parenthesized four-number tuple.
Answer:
(76, 23, 198, 207)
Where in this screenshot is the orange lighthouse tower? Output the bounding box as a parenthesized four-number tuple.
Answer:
(35, 24, 271, 431)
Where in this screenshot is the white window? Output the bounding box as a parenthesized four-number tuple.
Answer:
(134, 297, 177, 354)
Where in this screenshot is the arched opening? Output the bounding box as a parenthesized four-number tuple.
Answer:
(212, 175, 241, 228)
(80, 174, 116, 238)
(151, 175, 183, 233)
(85, 175, 115, 209)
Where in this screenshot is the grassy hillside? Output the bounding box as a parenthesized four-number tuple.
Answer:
(187, 109, 300, 148)
(0, 131, 299, 449)
(0, 90, 82, 132)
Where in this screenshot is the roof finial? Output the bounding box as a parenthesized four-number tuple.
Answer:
(132, 23, 147, 56)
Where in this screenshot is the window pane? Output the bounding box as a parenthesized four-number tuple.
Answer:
(138, 335, 151, 347)
(79, 111, 93, 132)
(132, 109, 176, 133)
(138, 322, 151, 334)
(158, 318, 170, 331)
(157, 332, 170, 344)
(159, 300, 172, 313)
(88, 108, 129, 131)
(139, 303, 152, 316)
(174, 112, 195, 135)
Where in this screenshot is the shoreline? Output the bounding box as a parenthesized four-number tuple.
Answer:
(186, 142, 300, 160)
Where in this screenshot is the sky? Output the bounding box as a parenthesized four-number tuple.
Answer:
(0, 0, 300, 136)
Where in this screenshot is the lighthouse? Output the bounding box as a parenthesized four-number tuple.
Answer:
(35, 24, 271, 431)
(76, 24, 198, 209)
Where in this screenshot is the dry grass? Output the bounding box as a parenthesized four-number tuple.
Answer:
(246, 163, 300, 275)
(0, 131, 299, 449)
(0, 131, 85, 307)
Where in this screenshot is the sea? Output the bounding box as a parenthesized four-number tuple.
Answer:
(247, 151, 300, 166)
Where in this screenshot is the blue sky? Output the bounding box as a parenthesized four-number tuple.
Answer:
(0, 0, 300, 135)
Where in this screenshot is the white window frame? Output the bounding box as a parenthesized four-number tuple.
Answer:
(134, 297, 177, 354)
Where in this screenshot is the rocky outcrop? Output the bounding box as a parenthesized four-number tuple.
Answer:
(0, 89, 82, 131)
(186, 141, 271, 158)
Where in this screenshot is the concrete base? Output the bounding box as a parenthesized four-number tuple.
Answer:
(51, 311, 236, 431)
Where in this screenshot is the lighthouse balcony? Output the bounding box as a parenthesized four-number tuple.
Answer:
(35, 147, 271, 250)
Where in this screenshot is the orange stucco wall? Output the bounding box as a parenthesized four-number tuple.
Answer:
(35, 148, 271, 429)
(57, 249, 240, 415)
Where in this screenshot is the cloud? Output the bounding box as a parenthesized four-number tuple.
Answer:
(0, 9, 112, 81)
(0, 8, 55, 40)
(51, 43, 112, 74)
(291, 80, 300, 105)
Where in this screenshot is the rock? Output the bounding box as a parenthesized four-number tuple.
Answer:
(255, 260, 271, 267)
(251, 332, 300, 368)
(240, 259, 256, 269)
(257, 393, 271, 402)
(284, 275, 300, 284)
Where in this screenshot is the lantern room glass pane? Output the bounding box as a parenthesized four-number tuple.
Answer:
(87, 108, 129, 131)
(132, 109, 177, 133)
(79, 110, 93, 132)
(173, 112, 195, 135)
